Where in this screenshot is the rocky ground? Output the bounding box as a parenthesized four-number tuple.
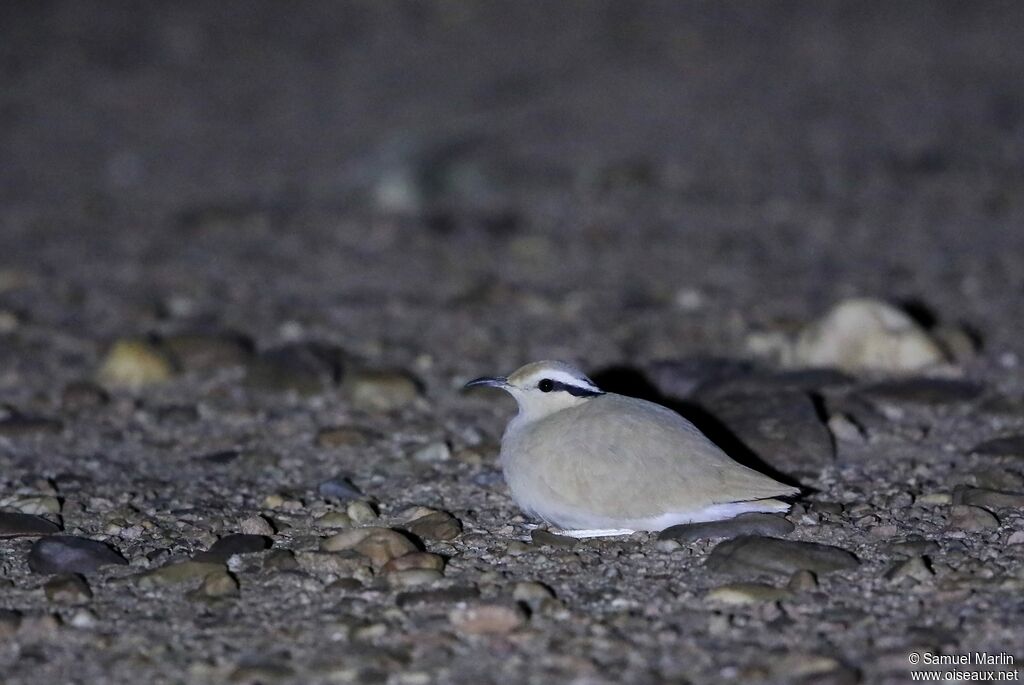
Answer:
(2, 2, 1024, 684)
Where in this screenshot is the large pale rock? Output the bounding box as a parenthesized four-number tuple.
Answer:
(792, 299, 947, 373)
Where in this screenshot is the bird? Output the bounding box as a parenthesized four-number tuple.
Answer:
(465, 360, 799, 538)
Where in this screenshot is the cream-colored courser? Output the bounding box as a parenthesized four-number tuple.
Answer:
(466, 360, 798, 538)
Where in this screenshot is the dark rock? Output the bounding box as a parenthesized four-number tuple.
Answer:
(246, 343, 342, 395)
(194, 534, 272, 563)
(317, 476, 364, 502)
(953, 486, 1024, 510)
(885, 537, 940, 557)
(531, 529, 579, 547)
(162, 332, 253, 372)
(947, 504, 999, 530)
(706, 535, 859, 576)
(659, 513, 794, 542)
(28, 535, 128, 575)
(855, 378, 984, 406)
(0, 512, 61, 538)
(0, 414, 63, 437)
(395, 586, 480, 609)
(645, 357, 755, 398)
(44, 574, 93, 602)
(695, 387, 834, 477)
(262, 549, 299, 572)
(970, 435, 1024, 459)
(60, 381, 109, 411)
(405, 512, 462, 542)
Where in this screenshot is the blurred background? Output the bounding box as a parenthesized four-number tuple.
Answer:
(2, 0, 1024, 387)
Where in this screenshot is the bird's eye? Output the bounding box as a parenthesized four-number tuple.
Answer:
(538, 379, 554, 392)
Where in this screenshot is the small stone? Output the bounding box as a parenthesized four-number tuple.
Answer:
(28, 535, 128, 575)
(0, 609, 21, 639)
(791, 298, 947, 373)
(917, 493, 952, 505)
(262, 549, 299, 572)
(386, 569, 443, 588)
(947, 505, 999, 531)
(0, 512, 61, 538)
(512, 581, 555, 609)
(246, 343, 340, 395)
(954, 486, 1024, 510)
(659, 513, 795, 542)
(406, 511, 462, 541)
(316, 427, 376, 449)
(294, 551, 370, 578)
(396, 586, 480, 609)
(5, 495, 62, 515)
(162, 332, 252, 372)
(193, 534, 272, 563)
(706, 582, 792, 604)
(138, 561, 225, 587)
(970, 435, 1024, 459)
(44, 574, 92, 602)
(317, 476, 363, 502)
(68, 609, 99, 629)
(827, 413, 866, 443)
(345, 369, 421, 412)
(198, 570, 240, 597)
(382, 552, 445, 574)
(885, 556, 934, 582)
(315, 512, 353, 529)
(1007, 531, 1024, 545)
(346, 501, 378, 524)
(787, 570, 818, 591)
(321, 527, 418, 568)
(60, 381, 109, 411)
(885, 537, 940, 557)
(240, 515, 275, 536)
(706, 536, 859, 576)
(412, 441, 451, 463)
(96, 339, 175, 389)
(449, 603, 527, 635)
(17, 613, 61, 639)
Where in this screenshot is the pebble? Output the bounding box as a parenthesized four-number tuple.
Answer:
(953, 486, 1024, 510)
(787, 569, 819, 591)
(449, 603, 527, 635)
(827, 413, 867, 443)
(405, 511, 462, 541)
(262, 549, 300, 572)
(246, 343, 340, 395)
(0, 512, 61, 538)
(694, 385, 834, 477)
(321, 527, 418, 568)
(345, 369, 421, 412)
(28, 535, 128, 575)
(855, 378, 984, 406)
(294, 552, 371, 578)
(705, 535, 859, 576)
(947, 504, 999, 531)
(706, 582, 792, 605)
(69, 609, 99, 629)
(382, 552, 445, 574)
(386, 569, 444, 588)
(970, 435, 1024, 459)
(395, 586, 480, 609)
(193, 534, 272, 563)
(885, 556, 934, 583)
(161, 332, 253, 372)
(96, 339, 175, 389)
(138, 561, 225, 587)
(316, 426, 378, 449)
(2, 495, 62, 515)
(658, 513, 794, 542)
(0, 609, 21, 639)
(317, 476, 364, 503)
(346, 501, 379, 524)
(60, 381, 110, 411)
(791, 298, 947, 373)
(1008, 531, 1024, 545)
(412, 441, 452, 463)
(197, 570, 240, 598)
(44, 574, 93, 602)
(240, 515, 275, 536)
(315, 512, 353, 529)
(530, 529, 579, 547)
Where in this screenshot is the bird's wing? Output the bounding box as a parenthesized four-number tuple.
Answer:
(538, 393, 797, 519)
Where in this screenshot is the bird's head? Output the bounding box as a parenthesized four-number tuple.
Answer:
(465, 360, 605, 421)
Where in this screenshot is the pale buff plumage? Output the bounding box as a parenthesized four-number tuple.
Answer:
(467, 360, 798, 537)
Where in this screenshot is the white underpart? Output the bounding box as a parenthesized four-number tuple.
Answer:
(553, 499, 791, 539)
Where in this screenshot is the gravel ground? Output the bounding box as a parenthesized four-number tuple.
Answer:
(2, 2, 1024, 684)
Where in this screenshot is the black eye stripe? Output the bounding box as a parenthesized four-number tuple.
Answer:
(545, 379, 604, 397)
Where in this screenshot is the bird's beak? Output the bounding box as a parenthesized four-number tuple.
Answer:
(464, 376, 508, 389)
